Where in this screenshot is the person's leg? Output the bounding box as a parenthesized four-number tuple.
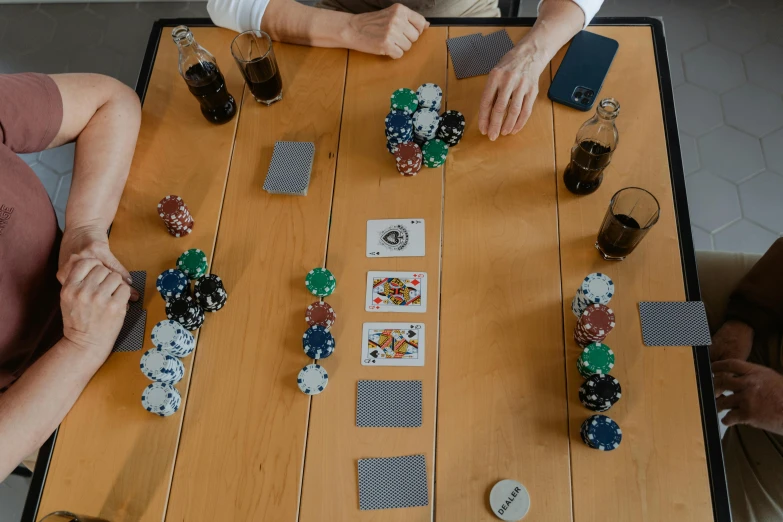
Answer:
(695, 250, 762, 333)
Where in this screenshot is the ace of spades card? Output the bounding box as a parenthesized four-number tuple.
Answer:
(366, 219, 425, 258)
(362, 323, 425, 366)
(365, 271, 427, 313)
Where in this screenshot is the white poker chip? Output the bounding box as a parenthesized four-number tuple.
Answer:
(151, 320, 194, 357)
(297, 364, 328, 395)
(580, 273, 614, 304)
(141, 382, 181, 417)
(489, 479, 530, 521)
(140, 348, 185, 384)
(412, 108, 440, 131)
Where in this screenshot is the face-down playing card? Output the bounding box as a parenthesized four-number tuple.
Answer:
(356, 380, 422, 427)
(638, 301, 712, 347)
(357, 454, 429, 510)
(362, 323, 425, 366)
(263, 141, 315, 196)
(365, 272, 427, 313)
(113, 270, 147, 353)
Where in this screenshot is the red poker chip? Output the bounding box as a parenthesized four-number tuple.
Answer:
(305, 301, 336, 329)
(579, 304, 616, 337)
(394, 142, 422, 162)
(575, 321, 605, 342)
(158, 195, 188, 217)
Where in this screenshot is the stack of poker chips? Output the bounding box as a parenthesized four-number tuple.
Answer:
(572, 272, 614, 317)
(576, 342, 614, 379)
(579, 374, 622, 412)
(297, 268, 338, 396)
(416, 83, 442, 111)
(158, 195, 194, 238)
(165, 295, 205, 331)
(422, 139, 448, 168)
(177, 248, 209, 280)
(194, 274, 228, 312)
(394, 142, 423, 176)
(574, 303, 616, 347)
(140, 347, 185, 384)
(413, 107, 441, 143)
(151, 319, 195, 357)
(386, 110, 414, 154)
(580, 414, 622, 451)
(156, 269, 190, 300)
(142, 382, 182, 417)
(437, 110, 466, 146)
(390, 87, 418, 115)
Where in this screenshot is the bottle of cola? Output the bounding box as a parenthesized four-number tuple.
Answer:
(563, 98, 620, 195)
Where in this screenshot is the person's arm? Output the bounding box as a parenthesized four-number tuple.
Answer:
(49, 74, 142, 295)
(724, 238, 783, 333)
(208, 0, 428, 59)
(0, 259, 129, 481)
(478, 0, 601, 140)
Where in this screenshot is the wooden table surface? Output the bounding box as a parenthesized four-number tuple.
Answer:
(30, 20, 726, 522)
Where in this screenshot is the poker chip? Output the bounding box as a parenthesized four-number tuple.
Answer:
(177, 248, 208, 280)
(489, 479, 530, 521)
(579, 374, 621, 412)
(437, 110, 466, 146)
(165, 295, 205, 331)
(581, 414, 622, 451)
(141, 382, 181, 417)
(416, 83, 442, 110)
(422, 139, 448, 168)
(305, 267, 336, 297)
(140, 347, 185, 384)
(302, 324, 335, 359)
(151, 319, 195, 357)
(577, 342, 614, 378)
(156, 269, 190, 300)
(158, 195, 194, 237)
(412, 108, 440, 141)
(194, 273, 228, 312)
(385, 110, 413, 143)
(306, 301, 336, 329)
(390, 88, 418, 115)
(386, 140, 400, 155)
(394, 142, 423, 176)
(574, 303, 616, 346)
(573, 273, 614, 317)
(297, 363, 328, 395)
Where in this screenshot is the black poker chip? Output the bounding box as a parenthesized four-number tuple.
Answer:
(194, 274, 228, 312)
(579, 374, 621, 412)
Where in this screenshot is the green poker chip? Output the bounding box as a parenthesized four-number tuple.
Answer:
(577, 342, 615, 378)
(422, 138, 448, 167)
(177, 248, 208, 280)
(390, 88, 418, 115)
(305, 268, 336, 297)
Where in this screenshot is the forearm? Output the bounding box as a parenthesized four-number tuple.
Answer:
(0, 339, 104, 480)
(518, 0, 586, 70)
(262, 0, 353, 48)
(50, 74, 141, 234)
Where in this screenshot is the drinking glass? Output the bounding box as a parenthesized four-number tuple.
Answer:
(596, 187, 660, 260)
(40, 512, 109, 522)
(230, 30, 283, 105)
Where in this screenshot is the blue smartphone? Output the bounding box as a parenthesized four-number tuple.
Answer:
(548, 31, 619, 111)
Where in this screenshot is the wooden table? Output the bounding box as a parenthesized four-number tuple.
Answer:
(24, 18, 729, 522)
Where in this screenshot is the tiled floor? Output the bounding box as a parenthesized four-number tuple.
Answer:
(1, 1, 781, 252)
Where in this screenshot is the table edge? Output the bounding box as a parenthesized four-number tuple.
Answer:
(22, 17, 730, 522)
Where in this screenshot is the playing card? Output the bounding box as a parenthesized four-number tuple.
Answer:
(472, 30, 515, 76)
(113, 270, 147, 353)
(362, 323, 425, 366)
(357, 455, 428, 510)
(357, 380, 423, 427)
(263, 141, 315, 196)
(639, 301, 713, 347)
(366, 219, 425, 258)
(446, 33, 483, 79)
(365, 272, 427, 313)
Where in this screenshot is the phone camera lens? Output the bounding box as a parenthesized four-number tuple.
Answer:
(580, 97, 590, 105)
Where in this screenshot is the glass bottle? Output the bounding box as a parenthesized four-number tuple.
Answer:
(172, 25, 236, 125)
(563, 98, 620, 195)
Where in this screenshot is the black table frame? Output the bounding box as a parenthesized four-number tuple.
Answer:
(22, 17, 730, 522)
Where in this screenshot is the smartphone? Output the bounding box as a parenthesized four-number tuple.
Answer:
(548, 31, 619, 111)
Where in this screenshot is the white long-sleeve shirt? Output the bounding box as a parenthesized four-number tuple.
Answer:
(208, 0, 604, 35)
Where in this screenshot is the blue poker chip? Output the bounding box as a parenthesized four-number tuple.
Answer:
(297, 364, 328, 395)
(581, 414, 622, 451)
(156, 269, 189, 300)
(302, 325, 335, 359)
(385, 110, 412, 131)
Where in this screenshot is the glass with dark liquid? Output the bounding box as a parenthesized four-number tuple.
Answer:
(172, 25, 236, 124)
(564, 98, 620, 195)
(40, 512, 110, 522)
(596, 187, 660, 260)
(231, 30, 283, 105)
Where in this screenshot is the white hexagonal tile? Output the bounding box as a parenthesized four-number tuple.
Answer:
(661, 10, 709, 53)
(2, 11, 55, 54)
(68, 47, 123, 79)
(713, 219, 779, 253)
(739, 171, 783, 233)
(31, 162, 62, 200)
(685, 170, 742, 232)
(136, 2, 193, 19)
(9, 47, 69, 75)
(17, 152, 39, 166)
(722, 84, 783, 138)
(55, 208, 66, 231)
(691, 225, 714, 250)
(39, 143, 75, 174)
(762, 128, 783, 174)
(54, 173, 72, 212)
(707, 7, 765, 53)
(698, 126, 766, 183)
(668, 51, 685, 87)
(50, 9, 104, 51)
(674, 84, 724, 136)
(732, 0, 781, 12)
(684, 44, 746, 93)
(680, 133, 701, 174)
(744, 44, 783, 96)
(767, 9, 783, 46)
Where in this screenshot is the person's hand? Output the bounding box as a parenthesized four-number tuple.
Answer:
(58, 225, 139, 301)
(713, 359, 783, 435)
(478, 43, 546, 141)
(60, 258, 131, 364)
(710, 320, 754, 364)
(344, 4, 429, 59)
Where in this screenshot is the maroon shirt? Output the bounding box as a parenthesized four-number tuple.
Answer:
(0, 73, 64, 390)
